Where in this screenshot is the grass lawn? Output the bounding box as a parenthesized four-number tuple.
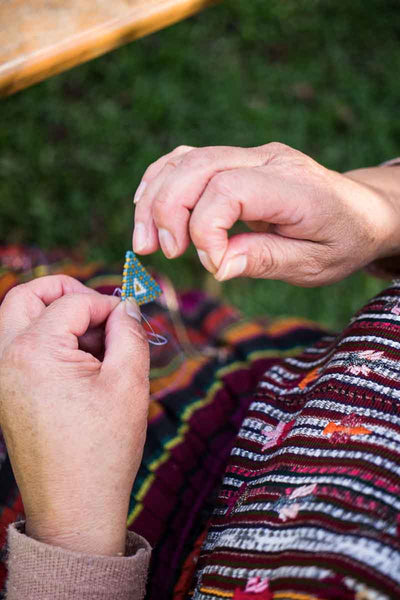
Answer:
(1, 0, 398, 329)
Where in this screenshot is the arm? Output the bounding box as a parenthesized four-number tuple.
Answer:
(345, 160, 400, 277)
(0, 277, 151, 599)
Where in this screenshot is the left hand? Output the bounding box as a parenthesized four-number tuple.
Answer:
(132, 143, 400, 286)
(0, 275, 149, 555)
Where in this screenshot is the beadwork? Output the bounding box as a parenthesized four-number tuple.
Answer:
(121, 250, 162, 305)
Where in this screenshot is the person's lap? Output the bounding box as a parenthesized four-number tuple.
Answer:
(6, 248, 400, 599)
(0, 247, 327, 598)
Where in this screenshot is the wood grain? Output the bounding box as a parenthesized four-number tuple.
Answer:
(0, 0, 219, 96)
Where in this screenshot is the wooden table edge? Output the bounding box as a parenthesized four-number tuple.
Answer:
(0, 0, 220, 97)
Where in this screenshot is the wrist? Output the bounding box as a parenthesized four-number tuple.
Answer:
(344, 166, 400, 261)
(25, 507, 129, 556)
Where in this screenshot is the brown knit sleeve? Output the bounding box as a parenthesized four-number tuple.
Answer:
(5, 521, 151, 600)
(365, 157, 400, 279)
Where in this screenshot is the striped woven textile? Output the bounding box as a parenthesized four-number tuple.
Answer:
(0, 246, 325, 599)
(2, 247, 400, 599)
(192, 283, 400, 600)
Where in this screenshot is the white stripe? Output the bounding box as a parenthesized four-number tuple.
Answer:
(297, 398, 400, 426)
(241, 414, 400, 445)
(236, 424, 400, 458)
(221, 472, 400, 509)
(337, 334, 400, 350)
(353, 311, 400, 323)
(258, 369, 400, 399)
(213, 500, 396, 535)
(261, 364, 300, 383)
(195, 564, 390, 600)
(201, 527, 400, 582)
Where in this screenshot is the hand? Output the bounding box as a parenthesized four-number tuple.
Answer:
(0, 276, 149, 555)
(133, 143, 399, 286)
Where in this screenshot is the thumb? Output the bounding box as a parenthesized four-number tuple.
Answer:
(214, 232, 325, 286)
(102, 298, 150, 378)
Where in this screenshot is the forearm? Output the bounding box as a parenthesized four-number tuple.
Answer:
(344, 162, 400, 260)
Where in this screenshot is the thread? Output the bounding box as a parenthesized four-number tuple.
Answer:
(113, 286, 167, 346)
(141, 311, 168, 346)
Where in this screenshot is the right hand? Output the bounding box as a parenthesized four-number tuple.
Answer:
(0, 276, 149, 555)
(132, 143, 399, 286)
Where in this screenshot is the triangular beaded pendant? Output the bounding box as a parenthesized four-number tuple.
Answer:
(121, 250, 162, 305)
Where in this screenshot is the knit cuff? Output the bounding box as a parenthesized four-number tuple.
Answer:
(6, 521, 151, 600)
(365, 157, 400, 279)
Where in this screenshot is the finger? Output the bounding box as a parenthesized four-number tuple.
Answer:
(154, 146, 269, 259)
(189, 165, 310, 271)
(134, 163, 180, 255)
(214, 231, 326, 286)
(102, 299, 149, 392)
(133, 147, 193, 254)
(133, 145, 194, 204)
(35, 293, 120, 343)
(134, 145, 271, 258)
(132, 207, 159, 255)
(0, 275, 96, 339)
(134, 161, 191, 256)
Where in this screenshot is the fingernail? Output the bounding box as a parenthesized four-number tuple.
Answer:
(158, 228, 177, 258)
(125, 297, 141, 322)
(215, 255, 247, 282)
(133, 222, 147, 253)
(133, 181, 147, 204)
(197, 249, 217, 274)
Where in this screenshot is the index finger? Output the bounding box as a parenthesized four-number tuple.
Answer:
(134, 145, 268, 258)
(35, 293, 119, 343)
(0, 275, 96, 339)
(133, 144, 194, 204)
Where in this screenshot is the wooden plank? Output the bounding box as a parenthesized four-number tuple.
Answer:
(0, 0, 220, 97)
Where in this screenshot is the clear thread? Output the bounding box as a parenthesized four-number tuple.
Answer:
(114, 287, 167, 346)
(141, 311, 168, 346)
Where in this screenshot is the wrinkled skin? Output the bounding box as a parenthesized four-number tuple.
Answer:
(0, 276, 149, 555)
(133, 143, 400, 286)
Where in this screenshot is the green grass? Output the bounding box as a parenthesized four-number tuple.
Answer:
(1, 0, 398, 329)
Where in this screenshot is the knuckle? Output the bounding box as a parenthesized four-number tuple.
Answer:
(153, 186, 176, 213)
(264, 141, 292, 155)
(189, 212, 217, 247)
(253, 242, 279, 278)
(259, 141, 297, 165)
(181, 147, 214, 170)
(2, 283, 25, 305)
(174, 144, 193, 154)
(164, 157, 182, 170)
(47, 274, 81, 293)
(207, 172, 233, 197)
(53, 274, 76, 286)
(162, 145, 195, 170)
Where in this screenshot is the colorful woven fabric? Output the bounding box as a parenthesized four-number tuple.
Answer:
(1, 246, 400, 599)
(0, 246, 325, 599)
(192, 284, 400, 600)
